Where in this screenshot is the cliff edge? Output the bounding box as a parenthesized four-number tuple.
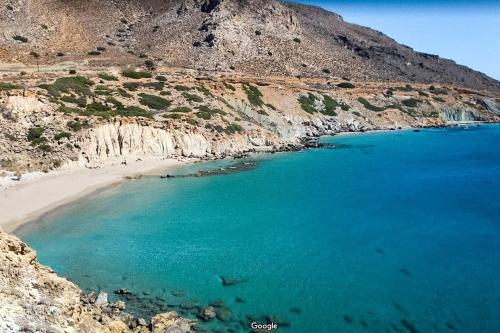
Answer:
(0, 230, 196, 333)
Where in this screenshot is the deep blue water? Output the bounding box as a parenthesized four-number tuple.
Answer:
(18, 125, 500, 333)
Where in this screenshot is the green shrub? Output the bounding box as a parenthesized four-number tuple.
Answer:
(0, 82, 22, 91)
(138, 93, 171, 110)
(431, 87, 448, 95)
(293, 37, 301, 43)
(13, 35, 28, 43)
(27, 127, 45, 144)
(67, 120, 88, 131)
(196, 86, 213, 97)
(352, 111, 361, 117)
(94, 85, 112, 95)
(156, 75, 167, 82)
(182, 92, 203, 103)
(402, 98, 420, 107)
(163, 113, 183, 120)
(123, 82, 141, 91)
(54, 132, 71, 141)
(98, 73, 119, 81)
(60, 95, 87, 107)
(38, 76, 95, 97)
(121, 70, 152, 79)
(38, 144, 52, 152)
(174, 85, 191, 91)
(298, 93, 318, 114)
(433, 96, 446, 102)
(205, 124, 225, 133)
(117, 88, 132, 97)
(357, 97, 386, 112)
(184, 118, 199, 126)
(57, 106, 81, 114)
(394, 85, 414, 92)
(418, 91, 429, 97)
(322, 95, 338, 116)
(223, 82, 236, 91)
(160, 91, 172, 96)
(115, 106, 152, 118)
(224, 123, 244, 134)
(242, 83, 264, 107)
(265, 103, 276, 110)
(87, 102, 111, 113)
(105, 97, 124, 109)
(337, 82, 355, 89)
(143, 82, 165, 91)
(170, 106, 192, 113)
(196, 105, 227, 120)
(340, 102, 350, 111)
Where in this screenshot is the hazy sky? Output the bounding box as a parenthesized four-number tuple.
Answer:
(292, 1, 500, 80)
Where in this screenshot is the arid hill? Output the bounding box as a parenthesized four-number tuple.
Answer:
(1, 0, 499, 92)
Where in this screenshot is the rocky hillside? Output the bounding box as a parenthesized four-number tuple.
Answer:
(1, 0, 499, 92)
(1, 67, 499, 174)
(0, 230, 196, 332)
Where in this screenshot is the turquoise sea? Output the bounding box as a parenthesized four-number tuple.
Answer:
(18, 125, 500, 333)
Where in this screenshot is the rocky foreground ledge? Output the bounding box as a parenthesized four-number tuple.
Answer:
(0, 231, 196, 333)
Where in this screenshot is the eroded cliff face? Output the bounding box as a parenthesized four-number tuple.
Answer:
(76, 120, 281, 166)
(0, 231, 196, 333)
(1, 70, 499, 173)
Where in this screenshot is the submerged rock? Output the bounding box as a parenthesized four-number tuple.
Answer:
(215, 306, 233, 322)
(198, 306, 217, 321)
(401, 319, 420, 333)
(180, 301, 199, 310)
(114, 288, 131, 295)
(289, 307, 302, 314)
(220, 276, 248, 287)
(208, 300, 226, 307)
(399, 268, 412, 277)
(343, 315, 355, 323)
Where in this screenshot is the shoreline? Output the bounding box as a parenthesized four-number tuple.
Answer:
(0, 157, 195, 234)
(2, 122, 495, 235)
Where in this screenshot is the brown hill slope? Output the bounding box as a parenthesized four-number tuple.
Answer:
(0, 0, 499, 92)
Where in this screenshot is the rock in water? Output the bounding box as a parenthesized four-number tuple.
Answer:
(151, 311, 196, 333)
(220, 276, 249, 286)
(114, 288, 130, 295)
(198, 306, 217, 321)
(215, 306, 233, 322)
(94, 292, 108, 306)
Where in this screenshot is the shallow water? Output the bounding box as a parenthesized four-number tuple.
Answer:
(19, 125, 500, 332)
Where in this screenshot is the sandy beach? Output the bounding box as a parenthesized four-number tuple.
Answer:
(0, 158, 192, 233)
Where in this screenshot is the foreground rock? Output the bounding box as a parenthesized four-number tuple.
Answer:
(0, 231, 196, 333)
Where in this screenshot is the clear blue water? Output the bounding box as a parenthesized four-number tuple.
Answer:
(18, 125, 500, 333)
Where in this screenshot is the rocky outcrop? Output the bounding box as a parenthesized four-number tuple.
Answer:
(75, 120, 283, 166)
(0, 231, 196, 333)
(440, 105, 480, 122)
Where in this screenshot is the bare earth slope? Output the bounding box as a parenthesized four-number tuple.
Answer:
(1, 0, 499, 92)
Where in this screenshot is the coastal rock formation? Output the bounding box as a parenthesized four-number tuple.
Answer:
(0, 230, 196, 333)
(1, 72, 499, 172)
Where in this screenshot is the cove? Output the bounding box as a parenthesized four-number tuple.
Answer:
(18, 125, 500, 333)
